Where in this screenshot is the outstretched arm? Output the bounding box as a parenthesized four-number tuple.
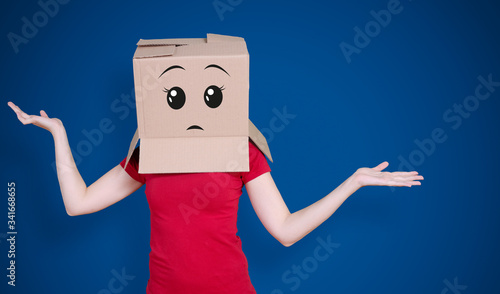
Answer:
(245, 162, 423, 247)
(8, 102, 143, 216)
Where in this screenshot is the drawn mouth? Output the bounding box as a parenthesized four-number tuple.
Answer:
(187, 125, 204, 131)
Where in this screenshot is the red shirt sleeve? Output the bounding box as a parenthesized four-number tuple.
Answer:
(241, 140, 272, 184)
(119, 147, 146, 184)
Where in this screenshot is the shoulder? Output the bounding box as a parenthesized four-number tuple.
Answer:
(241, 140, 271, 184)
(248, 139, 264, 163)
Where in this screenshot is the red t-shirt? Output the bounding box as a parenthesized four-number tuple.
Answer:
(119, 141, 271, 294)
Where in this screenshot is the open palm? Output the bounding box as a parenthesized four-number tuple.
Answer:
(7, 101, 63, 134)
(355, 161, 423, 187)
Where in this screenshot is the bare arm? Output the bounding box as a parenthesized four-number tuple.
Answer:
(246, 162, 423, 247)
(8, 102, 143, 216)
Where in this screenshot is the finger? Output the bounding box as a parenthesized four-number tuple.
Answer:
(388, 171, 423, 179)
(9, 102, 31, 120)
(8, 103, 43, 127)
(7, 101, 19, 110)
(389, 181, 421, 187)
(373, 161, 389, 171)
(7, 101, 16, 110)
(406, 181, 421, 186)
(392, 174, 424, 181)
(391, 171, 419, 176)
(17, 114, 35, 125)
(14, 110, 39, 126)
(40, 110, 49, 118)
(8, 102, 23, 115)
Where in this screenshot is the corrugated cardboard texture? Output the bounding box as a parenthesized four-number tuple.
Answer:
(125, 118, 273, 171)
(249, 120, 273, 162)
(139, 137, 249, 173)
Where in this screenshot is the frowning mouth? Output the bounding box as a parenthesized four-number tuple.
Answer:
(187, 125, 204, 131)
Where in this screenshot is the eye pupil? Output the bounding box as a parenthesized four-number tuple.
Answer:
(204, 85, 223, 108)
(166, 86, 185, 110)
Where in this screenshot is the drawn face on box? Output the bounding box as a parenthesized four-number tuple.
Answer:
(131, 37, 252, 173)
(137, 53, 249, 139)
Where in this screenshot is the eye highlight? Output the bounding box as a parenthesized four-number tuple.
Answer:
(204, 85, 224, 109)
(164, 86, 185, 110)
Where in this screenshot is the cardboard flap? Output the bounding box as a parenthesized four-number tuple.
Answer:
(134, 45, 176, 59)
(137, 38, 205, 46)
(125, 123, 272, 172)
(207, 33, 245, 43)
(139, 137, 249, 174)
(124, 129, 139, 169)
(249, 120, 273, 162)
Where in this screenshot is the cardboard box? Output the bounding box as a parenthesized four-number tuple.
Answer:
(125, 33, 272, 174)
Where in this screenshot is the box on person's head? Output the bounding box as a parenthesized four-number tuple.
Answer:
(125, 33, 272, 174)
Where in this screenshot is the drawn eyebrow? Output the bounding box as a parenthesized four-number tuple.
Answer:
(158, 65, 185, 78)
(204, 64, 230, 76)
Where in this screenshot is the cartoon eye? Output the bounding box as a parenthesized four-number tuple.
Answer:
(204, 85, 224, 109)
(164, 86, 185, 110)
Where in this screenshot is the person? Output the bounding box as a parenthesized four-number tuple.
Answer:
(7, 101, 423, 293)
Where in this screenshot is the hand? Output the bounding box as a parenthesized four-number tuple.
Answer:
(353, 161, 423, 188)
(7, 101, 64, 134)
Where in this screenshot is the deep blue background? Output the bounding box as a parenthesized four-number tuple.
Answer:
(1, 0, 499, 293)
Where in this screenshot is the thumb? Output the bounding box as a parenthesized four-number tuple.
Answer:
(373, 161, 389, 171)
(40, 110, 49, 118)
